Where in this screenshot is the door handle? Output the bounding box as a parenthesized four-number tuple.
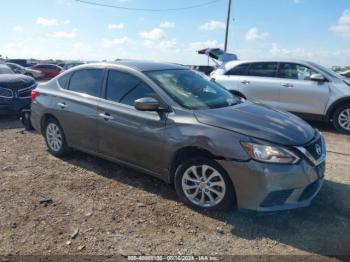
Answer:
(282, 83, 293, 88)
(57, 102, 67, 109)
(99, 113, 114, 121)
(241, 80, 250, 85)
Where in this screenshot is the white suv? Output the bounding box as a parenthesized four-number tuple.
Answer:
(211, 59, 350, 134)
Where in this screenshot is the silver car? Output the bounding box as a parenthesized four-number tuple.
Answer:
(30, 61, 326, 212)
(211, 60, 350, 134)
(6, 62, 43, 80)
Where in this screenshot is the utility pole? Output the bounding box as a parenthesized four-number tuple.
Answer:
(224, 0, 232, 51)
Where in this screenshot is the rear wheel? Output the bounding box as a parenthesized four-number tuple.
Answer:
(333, 104, 350, 135)
(44, 118, 70, 157)
(174, 157, 235, 211)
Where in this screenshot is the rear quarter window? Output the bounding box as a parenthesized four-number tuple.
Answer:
(57, 73, 72, 89)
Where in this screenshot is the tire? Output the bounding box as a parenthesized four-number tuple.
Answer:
(174, 157, 235, 211)
(44, 118, 70, 157)
(332, 104, 350, 135)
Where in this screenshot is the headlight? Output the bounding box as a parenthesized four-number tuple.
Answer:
(242, 142, 300, 164)
(0, 87, 13, 98)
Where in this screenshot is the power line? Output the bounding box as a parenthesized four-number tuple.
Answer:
(75, 0, 222, 12)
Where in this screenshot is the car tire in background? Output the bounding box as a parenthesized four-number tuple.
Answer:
(44, 118, 71, 157)
(333, 104, 350, 135)
(174, 157, 235, 211)
(20, 110, 34, 131)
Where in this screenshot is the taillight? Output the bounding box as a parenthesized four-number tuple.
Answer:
(31, 89, 40, 102)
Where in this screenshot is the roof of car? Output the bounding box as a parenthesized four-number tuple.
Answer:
(224, 59, 315, 65)
(112, 60, 188, 72)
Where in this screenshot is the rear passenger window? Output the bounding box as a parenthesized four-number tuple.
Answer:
(106, 70, 140, 102)
(248, 63, 278, 77)
(58, 73, 72, 89)
(68, 69, 103, 97)
(226, 63, 250, 76)
(120, 82, 157, 106)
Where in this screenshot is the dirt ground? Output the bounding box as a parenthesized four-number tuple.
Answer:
(0, 116, 349, 260)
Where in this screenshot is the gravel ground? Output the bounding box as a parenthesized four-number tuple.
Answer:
(0, 116, 349, 260)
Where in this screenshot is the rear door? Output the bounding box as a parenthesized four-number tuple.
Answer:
(97, 69, 167, 174)
(238, 62, 281, 108)
(47, 65, 59, 78)
(214, 63, 250, 93)
(54, 68, 104, 152)
(277, 63, 330, 114)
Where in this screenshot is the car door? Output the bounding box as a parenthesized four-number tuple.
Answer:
(47, 65, 57, 78)
(214, 63, 250, 93)
(97, 69, 167, 174)
(53, 68, 104, 152)
(277, 63, 330, 115)
(38, 65, 50, 78)
(238, 62, 281, 108)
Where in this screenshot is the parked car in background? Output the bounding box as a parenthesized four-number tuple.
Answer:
(59, 62, 85, 71)
(30, 64, 63, 79)
(31, 61, 326, 212)
(6, 62, 43, 80)
(0, 64, 37, 115)
(211, 59, 350, 134)
(189, 65, 215, 76)
(6, 59, 35, 68)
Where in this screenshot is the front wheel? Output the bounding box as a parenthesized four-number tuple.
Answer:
(44, 118, 70, 157)
(174, 157, 235, 211)
(333, 104, 350, 135)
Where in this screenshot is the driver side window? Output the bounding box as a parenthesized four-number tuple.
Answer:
(278, 63, 318, 81)
(106, 70, 157, 107)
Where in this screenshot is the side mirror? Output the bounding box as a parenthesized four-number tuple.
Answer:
(310, 73, 326, 82)
(134, 97, 160, 111)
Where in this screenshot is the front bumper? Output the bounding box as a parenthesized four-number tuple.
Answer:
(219, 134, 326, 212)
(0, 97, 31, 115)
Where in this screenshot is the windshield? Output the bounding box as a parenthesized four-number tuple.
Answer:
(0, 66, 14, 74)
(146, 69, 240, 110)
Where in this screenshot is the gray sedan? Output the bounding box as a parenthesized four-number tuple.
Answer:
(30, 61, 326, 211)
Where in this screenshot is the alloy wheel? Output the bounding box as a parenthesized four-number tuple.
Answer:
(46, 123, 63, 152)
(338, 108, 350, 131)
(181, 165, 226, 208)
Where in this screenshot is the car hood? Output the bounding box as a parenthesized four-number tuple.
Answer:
(194, 102, 315, 146)
(0, 74, 35, 89)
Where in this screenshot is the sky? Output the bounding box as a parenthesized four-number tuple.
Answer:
(0, 0, 349, 66)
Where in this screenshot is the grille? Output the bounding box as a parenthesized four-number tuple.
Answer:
(0, 87, 13, 98)
(18, 87, 32, 98)
(305, 137, 323, 161)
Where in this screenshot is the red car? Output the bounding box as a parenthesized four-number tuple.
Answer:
(30, 64, 64, 79)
